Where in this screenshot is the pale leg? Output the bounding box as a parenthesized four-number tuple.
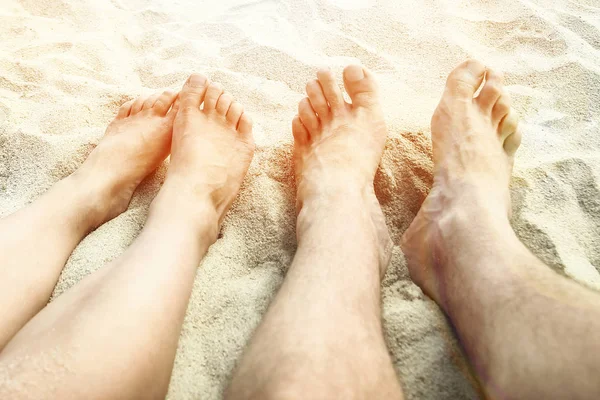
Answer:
(0, 89, 178, 349)
(0, 74, 255, 400)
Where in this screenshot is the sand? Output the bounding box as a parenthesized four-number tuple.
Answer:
(1, 0, 600, 398)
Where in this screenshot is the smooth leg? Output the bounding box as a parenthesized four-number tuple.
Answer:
(0, 74, 255, 400)
(0, 203, 213, 399)
(402, 60, 600, 399)
(0, 90, 178, 349)
(226, 66, 403, 400)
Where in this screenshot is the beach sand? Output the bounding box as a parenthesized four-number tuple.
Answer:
(1, 0, 600, 398)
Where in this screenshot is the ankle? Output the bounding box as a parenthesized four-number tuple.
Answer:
(149, 182, 220, 242)
(57, 173, 119, 232)
(434, 168, 512, 214)
(431, 194, 513, 255)
(296, 182, 370, 226)
(295, 182, 392, 274)
(402, 180, 516, 310)
(296, 170, 372, 202)
(297, 176, 370, 207)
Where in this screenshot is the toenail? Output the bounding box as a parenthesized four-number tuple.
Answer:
(345, 66, 365, 82)
(189, 74, 207, 88)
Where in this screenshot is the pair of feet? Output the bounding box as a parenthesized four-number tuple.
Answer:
(76, 59, 520, 303)
(75, 73, 255, 240)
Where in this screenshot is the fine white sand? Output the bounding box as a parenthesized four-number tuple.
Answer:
(1, 0, 600, 398)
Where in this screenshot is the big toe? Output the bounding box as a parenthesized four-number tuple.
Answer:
(180, 73, 209, 111)
(445, 59, 486, 99)
(343, 65, 379, 108)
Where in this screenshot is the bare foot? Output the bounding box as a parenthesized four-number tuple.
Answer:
(74, 90, 179, 227)
(292, 65, 392, 274)
(152, 74, 255, 239)
(401, 60, 522, 306)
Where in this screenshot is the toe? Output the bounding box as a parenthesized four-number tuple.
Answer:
(216, 93, 234, 116)
(142, 93, 161, 111)
(504, 128, 522, 156)
(130, 96, 146, 115)
(492, 94, 511, 128)
(203, 83, 224, 112)
(476, 69, 504, 114)
(343, 65, 379, 108)
(298, 98, 319, 133)
(153, 90, 178, 116)
(292, 115, 309, 144)
(226, 101, 244, 127)
(499, 109, 519, 142)
(445, 59, 486, 99)
(306, 79, 329, 118)
(238, 113, 254, 143)
(180, 73, 209, 112)
(316, 68, 345, 113)
(167, 98, 180, 118)
(116, 99, 134, 119)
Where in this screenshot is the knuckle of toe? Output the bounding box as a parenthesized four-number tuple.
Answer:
(448, 69, 470, 83)
(181, 105, 198, 114)
(317, 69, 332, 79)
(513, 130, 523, 142)
(463, 59, 485, 71)
(246, 140, 257, 152)
(500, 91, 512, 104)
(209, 83, 223, 91)
(298, 102, 308, 112)
(306, 80, 319, 92)
(497, 100, 510, 113)
(486, 82, 502, 94)
(451, 78, 476, 92)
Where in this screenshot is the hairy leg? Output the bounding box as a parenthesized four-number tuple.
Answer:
(0, 90, 178, 349)
(0, 74, 255, 400)
(402, 60, 600, 400)
(226, 66, 403, 400)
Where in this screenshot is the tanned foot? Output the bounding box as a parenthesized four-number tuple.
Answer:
(73, 90, 179, 227)
(401, 60, 522, 306)
(152, 73, 255, 240)
(292, 65, 392, 274)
